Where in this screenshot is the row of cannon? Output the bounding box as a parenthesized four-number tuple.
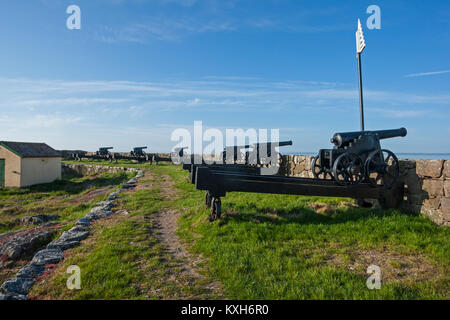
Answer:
(69, 147, 172, 164)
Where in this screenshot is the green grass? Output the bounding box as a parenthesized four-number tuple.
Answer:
(29, 176, 220, 299)
(160, 164, 449, 300)
(0, 170, 134, 234)
(25, 161, 450, 299)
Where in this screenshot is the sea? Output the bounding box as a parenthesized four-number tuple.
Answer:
(289, 152, 450, 160)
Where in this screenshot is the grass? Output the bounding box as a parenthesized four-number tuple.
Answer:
(164, 164, 450, 300)
(22, 161, 450, 299)
(30, 174, 220, 299)
(0, 170, 134, 234)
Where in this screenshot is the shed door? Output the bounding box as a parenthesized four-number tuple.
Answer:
(0, 159, 4, 187)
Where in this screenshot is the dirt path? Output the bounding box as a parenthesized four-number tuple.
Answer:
(145, 172, 223, 298)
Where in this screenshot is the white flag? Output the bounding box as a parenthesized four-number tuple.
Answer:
(356, 19, 366, 54)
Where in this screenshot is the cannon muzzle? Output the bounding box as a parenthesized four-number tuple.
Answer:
(374, 127, 407, 140)
(331, 128, 407, 147)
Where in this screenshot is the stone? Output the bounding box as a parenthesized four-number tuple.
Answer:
(32, 248, 64, 265)
(444, 161, 450, 179)
(17, 214, 59, 226)
(293, 162, 306, 175)
(68, 225, 88, 233)
(127, 177, 137, 184)
(398, 160, 416, 175)
(445, 180, 450, 197)
(16, 263, 45, 279)
(107, 192, 119, 201)
(97, 201, 114, 210)
(76, 217, 91, 227)
(416, 159, 443, 178)
(60, 230, 89, 242)
(122, 183, 135, 189)
(423, 197, 440, 209)
(310, 202, 334, 215)
(405, 193, 424, 206)
(0, 292, 27, 300)
(0, 229, 54, 260)
(1, 278, 35, 296)
(46, 239, 80, 250)
(441, 198, 450, 216)
(404, 173, 423, 194)
(86, 206, 112, 220)
(422, 179, 444, 197)
(421, 206, 444, 225)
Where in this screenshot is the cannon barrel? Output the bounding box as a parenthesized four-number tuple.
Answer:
(223, 140, 293, 153)
(99, 147, 113, 150)
(253, 140, 293, 147)
(331, 128, 407, 147)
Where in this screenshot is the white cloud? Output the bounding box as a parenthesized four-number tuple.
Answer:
(405, 70, 450, 78)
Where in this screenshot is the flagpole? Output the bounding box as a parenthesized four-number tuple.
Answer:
(357, 51, 364, 131)
(355, 19, 366, 131)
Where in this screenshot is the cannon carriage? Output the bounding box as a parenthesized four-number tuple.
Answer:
(311, 128, 407, 188)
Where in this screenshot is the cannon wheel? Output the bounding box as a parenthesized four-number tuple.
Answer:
(365, 149, 399, 189)
(210, 197, 221, 221)
(333, 153, 365, 186)
(205, 192, 212, 207)
(311, 155, 334, 180)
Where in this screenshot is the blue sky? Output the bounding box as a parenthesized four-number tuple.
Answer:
(0, 0, 449, 153)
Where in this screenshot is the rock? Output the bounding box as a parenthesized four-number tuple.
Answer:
(16, 263, 45, 279)
(423, 197, 440, 210)
(404, 173, 423, 194)
(0, 292, 27, 300)
(60, 230, 89, 242)
(339, 201, 358, 208)
(441, 198, 450, 217)
(127, 177, 137, 184)
(46, 239, 80, 250)
(416, 159, 444, 178)
(122, 183, 135, 189)
(310, 202, 335, 215)
(107, 192, 119, 201)
(68, 225, 88, 233)
(32, 248, 64, 265)
(1, 278, 35, 296)
(97, 201, 114, 210)
(118, 210, 129, 215)
(76, 217, 91, 227)
(444, 161, 450, 179)
(17, 214, 59, 226)
(0, 229, 54, 260)
(422, 179, 444, 197)
(444, 180, 450, 197)
(86, 207, 112, 220)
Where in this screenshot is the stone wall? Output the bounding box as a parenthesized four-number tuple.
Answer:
(61, 163, 139, 177)
(279, 155, 449, 226)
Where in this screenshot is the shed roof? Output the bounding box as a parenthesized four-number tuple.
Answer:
(0, 141, 61, 158)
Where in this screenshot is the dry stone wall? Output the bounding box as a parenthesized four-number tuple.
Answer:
(279, 155, 449, 226)
(62, 163, 139, 176)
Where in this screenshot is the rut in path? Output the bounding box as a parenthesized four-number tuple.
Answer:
(147, 172, 223, 298)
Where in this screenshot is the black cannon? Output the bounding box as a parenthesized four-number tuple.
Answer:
(221, 140, 292, 165)
(311, 128, 407, 188)
(131, 146, 147, 156)
(97, 147, 113, 156)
